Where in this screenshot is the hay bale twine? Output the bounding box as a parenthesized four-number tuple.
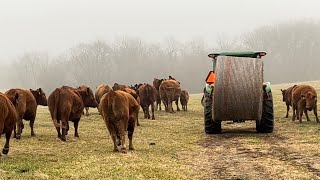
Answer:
(213, 56, 263, 121)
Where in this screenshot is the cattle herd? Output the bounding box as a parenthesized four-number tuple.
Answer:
(0, 76, 190, 155)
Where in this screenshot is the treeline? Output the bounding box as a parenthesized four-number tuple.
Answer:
(4, 20, 320, 93)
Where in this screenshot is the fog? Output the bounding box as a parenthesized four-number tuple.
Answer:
(1, 0, 320, 93)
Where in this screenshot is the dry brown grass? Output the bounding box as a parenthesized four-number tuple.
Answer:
(1, 82, 320, 179)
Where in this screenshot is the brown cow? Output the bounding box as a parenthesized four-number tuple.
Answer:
(137, 84, 157, 120)
(168, 76, 181, 111)
(291, 85, 319, 123)
(95, 84, 112, 104)
(180, 90, 189, 111)
(112, 83, 129, 91)
(94, 84, 112, 113)
(159, 79, 181, 113)
(100, 90, 139, 153)
(153, 78, 164, 111)
(281, 85, 297, 118)
(121, 87, 140, 104)
(68, 85, 98, 116)
(5, 88, 47, 139)
(48, 85, 97, 141)
(0, 93, 19, 156)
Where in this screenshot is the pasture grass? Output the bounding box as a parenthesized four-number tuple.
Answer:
(1, 81, 320, 179)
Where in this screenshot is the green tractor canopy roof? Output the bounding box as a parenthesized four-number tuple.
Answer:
(208, 51, 267, 59)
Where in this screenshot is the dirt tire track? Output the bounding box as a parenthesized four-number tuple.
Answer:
(262, 135, 320, 178)
(196, 122, 320, 179)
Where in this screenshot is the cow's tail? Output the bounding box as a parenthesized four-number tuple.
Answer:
(106, 90, 115, 121)
(146, 84, 150, 98)
(106, 90, 121, 146)
(53, 89, 60, 128)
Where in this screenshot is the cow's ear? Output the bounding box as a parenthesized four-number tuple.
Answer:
(15, 93, 19, 100)
(37, 88, 41, 95)
(14, 93, 19, 106)
(86, 88, 90, 95)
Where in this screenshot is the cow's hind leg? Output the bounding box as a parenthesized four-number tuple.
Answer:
(2, 132, 12, 155)
(175, 99, 180, 111)
(136, 116, 140, 126)
(285, 104, 290, 118)
(74, 118, 80, 138)
(146, 105, 151, 119)
(128, 119, 135, 151)
(13, 124, 16, 138)
(55, 120, 62, 139)
(119, 133, 127, 154)
(111, 134, 119, 152)
(85, 107, 89, 116)
(61, 120, 68, 141)
(15, 119, 24, 139)
(292, 103, 297, 121)
(314, 104, 319, 123)
(143, 106, 148, 119)
(158, 100, 162, 111)
(151, 103, 155, 120)
(30, 118, 36, 136)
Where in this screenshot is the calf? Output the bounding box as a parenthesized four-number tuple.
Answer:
(291, 85, 319, 123)
(0, 93, 19, 156)
(5, 88, 47, 139)
(48, 85, 97, 141)
(180, 90, 189, 111)
(100, 90, 139, 153)
(280, 85, 297, 118)
(159, 79, 181, 113)
(137, 84, 157, 120)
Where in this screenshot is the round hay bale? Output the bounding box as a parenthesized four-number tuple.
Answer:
(213, 56, 263, 121)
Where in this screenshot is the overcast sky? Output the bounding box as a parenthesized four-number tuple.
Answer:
(0, 0, 320, 63)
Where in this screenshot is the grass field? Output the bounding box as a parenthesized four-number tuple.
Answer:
(1, 81, 320, 179)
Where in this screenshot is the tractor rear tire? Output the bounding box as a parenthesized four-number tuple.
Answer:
(256, 92, 274, 133)
(204, 91, 221, 134)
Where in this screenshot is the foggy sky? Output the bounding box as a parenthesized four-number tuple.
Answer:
(1, 0, 320, 63)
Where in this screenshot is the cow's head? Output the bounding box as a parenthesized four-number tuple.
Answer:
(112, 83, 119, 91)
(169, 75, 181, 84)
(78, 86, 98, 108)
(280, 89, 286, 102)
(153, 78, 164, 90)
(124, 88, 139, 100)
(30, 88, 48, 106)
(301, 92, 317, 111)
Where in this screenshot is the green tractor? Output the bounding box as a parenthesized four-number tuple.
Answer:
(203, 52, 274, 134)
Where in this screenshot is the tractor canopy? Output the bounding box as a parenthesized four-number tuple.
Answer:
(208, 51, 267, 59)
